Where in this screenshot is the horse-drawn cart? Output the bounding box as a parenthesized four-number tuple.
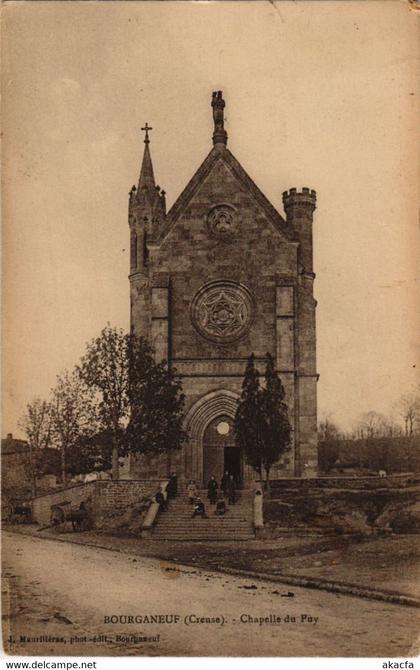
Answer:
(50, 500, 93, 532)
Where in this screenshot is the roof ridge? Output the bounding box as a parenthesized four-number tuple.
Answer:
(157, 146, 296, 243)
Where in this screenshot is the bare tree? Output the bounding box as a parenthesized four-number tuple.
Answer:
(395, 394, 420, 436)
(318, 417, 341, 473)
(49, 370, 97, 485)
(356, 411, 389, 439)
(18, 398, 52, 496)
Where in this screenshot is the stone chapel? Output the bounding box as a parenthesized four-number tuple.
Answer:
(128, 92, 318, 486)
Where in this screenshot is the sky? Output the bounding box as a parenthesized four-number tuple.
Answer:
(2, 0, 419, 438)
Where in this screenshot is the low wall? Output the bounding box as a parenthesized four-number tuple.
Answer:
(30, 479, 163, 527)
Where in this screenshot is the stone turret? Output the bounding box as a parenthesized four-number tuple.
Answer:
(128, 124, 167, 338)
(282, 188, 318, 477)
(282, 188, 317, 274)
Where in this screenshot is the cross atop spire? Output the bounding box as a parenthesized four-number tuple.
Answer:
(141, 122, 153, 144)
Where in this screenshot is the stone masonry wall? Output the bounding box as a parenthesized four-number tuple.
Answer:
(31, 480, 162, 526)
(94, 479, 161, 517)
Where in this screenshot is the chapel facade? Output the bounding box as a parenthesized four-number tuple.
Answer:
(129, 92, 318, 486)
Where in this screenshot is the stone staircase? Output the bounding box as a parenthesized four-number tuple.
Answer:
(152, 489, 255, 541)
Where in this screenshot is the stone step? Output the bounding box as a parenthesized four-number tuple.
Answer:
(153, 535, 254, 542)
(154, 525, 253, 535)
(155, 526, 253, 535)
(154, 490, 254, 540)
(154, 540, 253, 542)
(156, 523, 252, 530)
(158, 517, 250, 522)
(166, 504, 249, 510)
(153, 529, 254, 540)
(168, 504, 250, 509)
(154, 524, 253, 530)
(160, 516, 251, 519)
(167, 510, 250, 516)
(157, 518, 251, 528)
(167, 511, 251, 517)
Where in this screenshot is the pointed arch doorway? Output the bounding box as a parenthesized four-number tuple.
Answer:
(202, 416, 242, 486)
(184, 389, 249, 487)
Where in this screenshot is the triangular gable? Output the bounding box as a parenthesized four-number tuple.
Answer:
(158, 146, 297, 243)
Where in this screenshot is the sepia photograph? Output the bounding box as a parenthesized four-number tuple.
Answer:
(2, 0, 419, 661)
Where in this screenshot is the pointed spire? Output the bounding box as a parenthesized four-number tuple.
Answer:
(138, 140, 156, 194)
(211, 91, 228, 146)
(131, 123, 166, 239)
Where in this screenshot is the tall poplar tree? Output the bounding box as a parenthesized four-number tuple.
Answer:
(260, 353, 291, 487)
(234, 353, 291, 488)
(234, 354, 263, 476)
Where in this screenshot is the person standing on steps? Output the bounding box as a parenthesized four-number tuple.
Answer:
(187, 480, 197, 504)
(207, 475, 218, 504)
(254, 489, 264, 529)
(221, 470, 230, 496)
(167, 472, 178, 499)
(227, 474, 236, 505)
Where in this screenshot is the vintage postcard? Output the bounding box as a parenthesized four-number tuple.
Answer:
(2, 0, 419, 661)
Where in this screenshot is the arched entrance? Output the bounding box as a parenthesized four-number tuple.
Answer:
(184, 389, 248, 487)
(202, 416, 242, 486)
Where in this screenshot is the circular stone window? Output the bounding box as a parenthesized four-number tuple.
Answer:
(191, 280, 254, 344)
(216, 421, 231, 436)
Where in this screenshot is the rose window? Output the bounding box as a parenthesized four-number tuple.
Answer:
(191, 280, 254, 344)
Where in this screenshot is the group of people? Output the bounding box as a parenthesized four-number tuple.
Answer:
(153, 472, 239, 520)
(187, 472, 238, 519)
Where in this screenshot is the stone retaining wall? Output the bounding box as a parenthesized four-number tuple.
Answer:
(30, 479, 163, 527)
(94, 480, 161, 517)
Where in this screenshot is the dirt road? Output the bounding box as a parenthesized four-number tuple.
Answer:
(2, 531, 419, 656)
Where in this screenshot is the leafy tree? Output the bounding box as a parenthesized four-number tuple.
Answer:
(18, 398, 52, 496)
(49, 370, 97, 484)
(69, 429, 114, 477)
(34, 448, 62, 479)
(77, 325, 130, 480)
(125, 336, 187, 473)
(234, 353, 291, 488)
